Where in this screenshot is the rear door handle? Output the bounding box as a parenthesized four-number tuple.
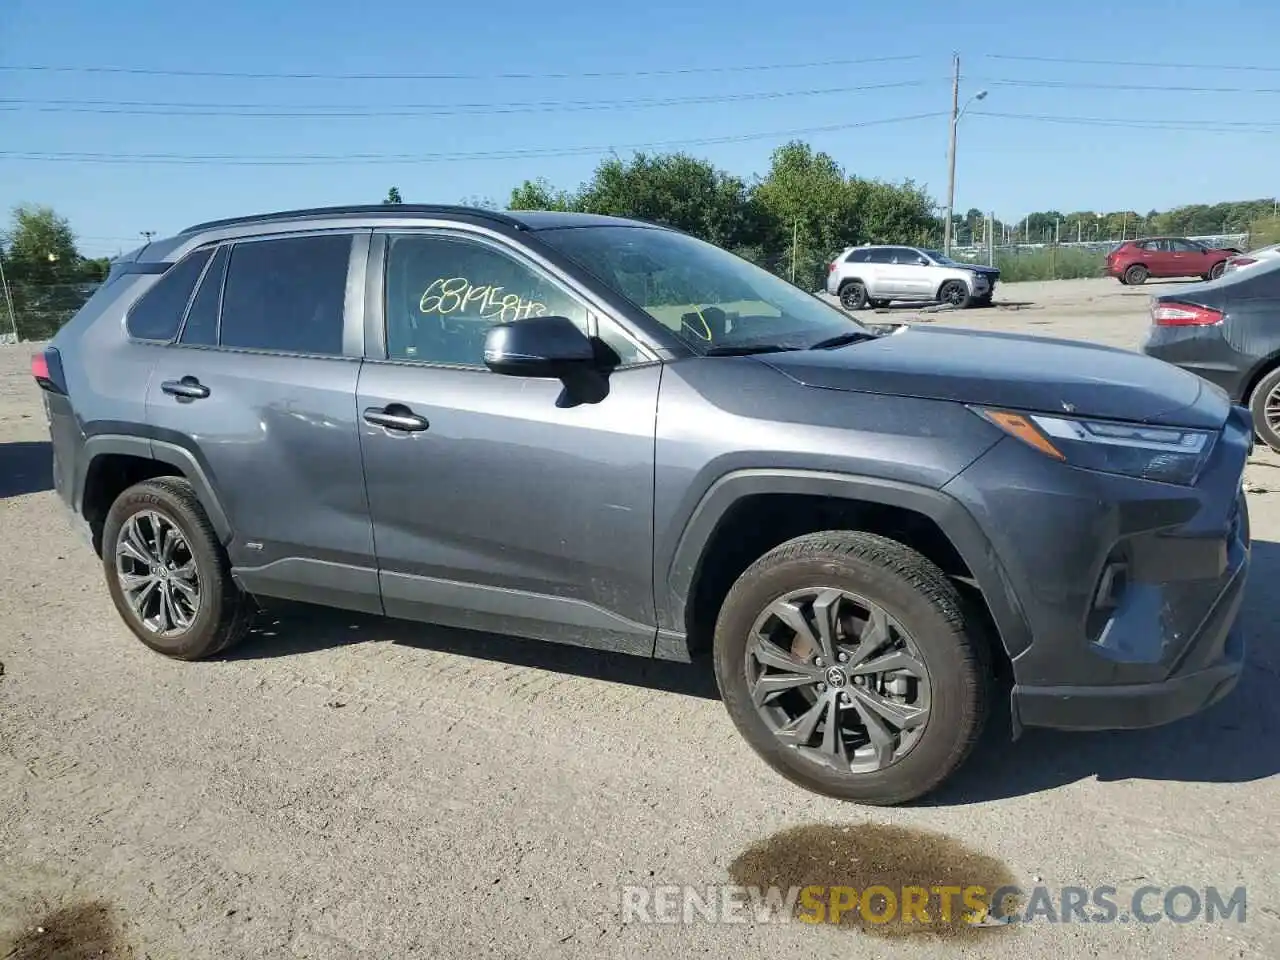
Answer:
(363, 405, 429, 432)
(161, 377, 210, 400)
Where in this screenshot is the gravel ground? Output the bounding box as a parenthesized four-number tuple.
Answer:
(2, 277, 1278, 959)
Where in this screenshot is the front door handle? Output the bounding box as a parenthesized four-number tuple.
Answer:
(363, 405, 429, 432)
(161, 377, 210, 400)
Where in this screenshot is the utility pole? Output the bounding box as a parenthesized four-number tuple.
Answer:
(943, 54, 960, 257)
(0, 251, 18, 342)
(790, 218, 799, 283)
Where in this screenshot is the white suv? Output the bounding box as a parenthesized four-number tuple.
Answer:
(826, 245, 999, 311)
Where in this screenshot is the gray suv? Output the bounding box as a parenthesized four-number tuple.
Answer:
(35, 205, 1251, 805)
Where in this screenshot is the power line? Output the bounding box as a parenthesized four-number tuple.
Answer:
(0, 54, 922, 81)
(983, 53, 1280, 73)
(977, 76, 1280, 94)
(0, 111, 948, 166)
(971, 110, 1280, 133)
(0, 79, 938, 118)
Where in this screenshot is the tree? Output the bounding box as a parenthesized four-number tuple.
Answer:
(382, 186, 403, 205)
(3, 204, 81, 286)
(509, 178, 577, 212)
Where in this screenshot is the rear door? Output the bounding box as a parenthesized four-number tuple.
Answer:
(868, 247, 908, 296)
(1143, 239, 1176, 277)
(355, 227, 661, 653)
(144, 230, 381, 613)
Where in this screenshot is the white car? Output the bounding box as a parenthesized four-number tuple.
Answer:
(1223, 242, 1280, 275)
(826, 245, 998, 311)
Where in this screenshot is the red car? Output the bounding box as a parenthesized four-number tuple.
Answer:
(1105, 237, 1243, 285)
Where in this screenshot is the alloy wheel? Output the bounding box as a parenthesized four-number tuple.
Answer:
(942, 283, 966, 306)
(115, 510, 201, 636)
(745, 587, 932, 774)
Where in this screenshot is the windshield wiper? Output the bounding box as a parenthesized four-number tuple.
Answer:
(807, 331, 880, 350)
(704, 343, 801, 356)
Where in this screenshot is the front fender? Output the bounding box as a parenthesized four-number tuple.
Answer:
(657, 468, 1032, 663)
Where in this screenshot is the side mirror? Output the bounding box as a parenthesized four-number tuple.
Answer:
(483, 315, 596, 379)
(917, 257, 929, 266)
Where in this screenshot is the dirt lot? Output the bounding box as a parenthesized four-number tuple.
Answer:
(2, 277, 1278, 959)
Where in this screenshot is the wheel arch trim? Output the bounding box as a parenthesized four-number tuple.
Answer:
(663, 468, 1032, 660)
(76, 431, 233, 543)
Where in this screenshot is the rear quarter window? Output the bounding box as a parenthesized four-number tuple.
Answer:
(125, 248, 213, 341)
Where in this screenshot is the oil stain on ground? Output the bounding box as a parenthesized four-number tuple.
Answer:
(728, 823, 1020, 940)
(2, 899, 134, 960)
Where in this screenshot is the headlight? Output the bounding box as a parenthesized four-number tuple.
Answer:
(972, 407, 1216, 485)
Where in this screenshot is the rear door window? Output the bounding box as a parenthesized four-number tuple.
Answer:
(219, 234, 351, 355)
(179, 245, 228, 346)
(126, 248, 213, 341)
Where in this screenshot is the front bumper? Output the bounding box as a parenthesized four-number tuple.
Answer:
(943, 403, 1253, 733)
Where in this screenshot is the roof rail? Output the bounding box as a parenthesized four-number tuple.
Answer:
(179, 204, 525, 235)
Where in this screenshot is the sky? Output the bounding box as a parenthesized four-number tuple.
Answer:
(3, 0, 1278, 259)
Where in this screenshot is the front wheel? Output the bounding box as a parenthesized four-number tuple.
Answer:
(938, 280, 971, 309)
(102, 477, 255, 660)
(713, 531, 991, 805)
(1210, 260, 1227, 281)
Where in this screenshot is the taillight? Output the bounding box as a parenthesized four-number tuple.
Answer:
(828, 261, 837, 273)
(1151, 301, 1224, 327)
(31, 347, 67, 394)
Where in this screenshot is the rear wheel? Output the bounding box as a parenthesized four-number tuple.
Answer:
(713, 531, 991, 805)
(1248, 367, 1280, 453)
(1124, 264, 1148, 285)
(102, 477, 255, 660)
(839, 281, 868, 311)
(938, 280, 971, 309)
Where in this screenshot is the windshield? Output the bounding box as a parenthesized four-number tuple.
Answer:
(536, 225, 868, 353)
(922, 249, 956, 265)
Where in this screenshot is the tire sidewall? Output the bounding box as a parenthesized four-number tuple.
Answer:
(839, 281, 866, 310)
(1249, 369, 1280, 452)
(713, 549, 979, 803)
(102, 482, 228, 659)
(1124, 265, 1147, 285)
(940, 280, 971, 309)
(1210, 261, 1226, 280)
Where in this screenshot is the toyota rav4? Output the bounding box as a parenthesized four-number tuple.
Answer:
(35, 205, 1251, 805)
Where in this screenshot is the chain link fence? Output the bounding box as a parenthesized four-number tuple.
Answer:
(1, 282, 101, 343)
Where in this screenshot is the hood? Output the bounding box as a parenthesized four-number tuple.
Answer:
(963, 263, 1000, 275)
(761, 326, 1228, 429)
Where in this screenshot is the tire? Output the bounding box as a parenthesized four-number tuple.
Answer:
(838, 281, 868, 311)
(937, 280, 971, 309)
(1123, 264, 1148, 285)
(712, 531, 991, 805)
(102, 477, 255, 660)
(1210, 260, 1227, 281)
(869, 299, 891, 309)
(1248, 366, 1280, 453)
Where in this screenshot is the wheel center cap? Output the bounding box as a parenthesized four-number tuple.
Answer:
(825, 667, 848, 688)
(155, 566, 168, 580)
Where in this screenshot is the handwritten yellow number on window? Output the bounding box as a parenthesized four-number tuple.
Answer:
(420, 276, 547, 323)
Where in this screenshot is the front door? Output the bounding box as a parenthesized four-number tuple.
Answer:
(144, 231, 381, 613)
(356, 229, 661, 654)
